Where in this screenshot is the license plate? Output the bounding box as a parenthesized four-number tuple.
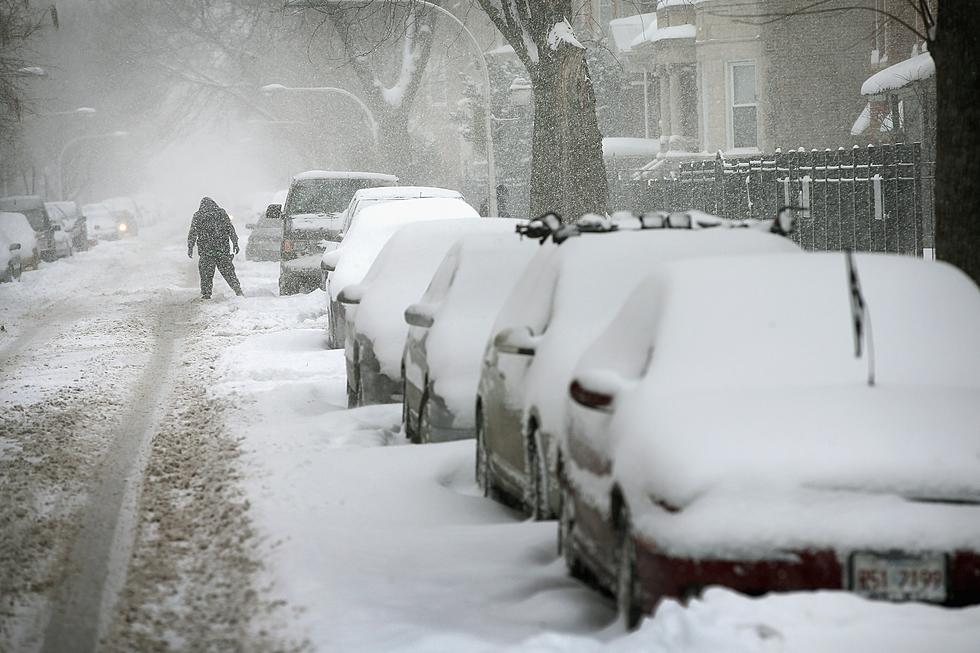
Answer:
(851, 552, 946, 602)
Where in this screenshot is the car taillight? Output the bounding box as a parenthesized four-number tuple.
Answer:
(570, 380, 614, 410)
(283, 240, 293, 252)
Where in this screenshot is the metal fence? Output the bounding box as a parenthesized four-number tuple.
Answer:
(614, 143, 931, 256)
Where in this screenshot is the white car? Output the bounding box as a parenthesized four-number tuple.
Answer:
(82, 203, 123, 241)
(340, 218, 520, 408)
(0, 211, 40, 270)
(401, 229, 538, 443)
(322, 197, 480, 349)
(0, 227, 24, 282)
(337, 186, 464, 237)
(477, 224, 801, 519)
(563, 253, 980, 625)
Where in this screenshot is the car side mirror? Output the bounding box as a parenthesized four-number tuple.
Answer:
(338, 283, 365, 305)
(493, 326, 537, 356)
(569, 369, 627, 412)
(265, 204, 282, 220)
(404, 303, 436, 328)
(9, 243, 21, 251)
(321, 248, 342, 272)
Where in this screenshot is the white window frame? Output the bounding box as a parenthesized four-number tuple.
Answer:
(727, 60, 759, 151)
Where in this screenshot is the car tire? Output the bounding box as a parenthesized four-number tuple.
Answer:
(526, 425, 549, 520)
(475, 405, 490, 497)
(616, 508, 643, 630)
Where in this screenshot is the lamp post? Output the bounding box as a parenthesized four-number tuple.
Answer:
(284, 0, 498, 217)
(58, 131, 128, 200)
(261, 83, 379, 146)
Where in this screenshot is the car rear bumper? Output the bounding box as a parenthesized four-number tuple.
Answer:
(632, 538, 980, 611)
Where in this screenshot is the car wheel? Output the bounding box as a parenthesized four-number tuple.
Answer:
(475, 405, 490, 497)
(526, 425, 549, 520)
(616, 508, 643, 630)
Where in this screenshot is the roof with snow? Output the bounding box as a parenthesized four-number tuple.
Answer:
(603, 137, 661, 159)
(292, 170, 399, 183)
(861, 52, 935, 96)
(608, 12, 657, 52)
(633, 23, 696, 48)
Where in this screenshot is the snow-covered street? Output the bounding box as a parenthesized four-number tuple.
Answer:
(2, 222, 978, 653)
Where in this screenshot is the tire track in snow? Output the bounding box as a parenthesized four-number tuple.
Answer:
(40, 301, 190, 653)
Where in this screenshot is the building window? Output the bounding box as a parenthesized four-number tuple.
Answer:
(729, 61, 758, 149)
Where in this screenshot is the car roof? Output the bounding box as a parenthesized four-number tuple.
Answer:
(352, 186, 462, 201)
(292, 170, 399, 183)
(0, 195, 44, 210)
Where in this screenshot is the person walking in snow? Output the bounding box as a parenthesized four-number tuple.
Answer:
(187, 196, 243, 299)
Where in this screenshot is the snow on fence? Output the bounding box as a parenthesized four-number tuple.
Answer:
(616, 143, 930, 256)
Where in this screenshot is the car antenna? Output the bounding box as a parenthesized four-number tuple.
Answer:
(845, 249, 875, 387)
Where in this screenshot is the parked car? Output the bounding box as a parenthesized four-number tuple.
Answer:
(0, 211, 40, 270)
(337, 186, 464, 237)
(477, 221, 801, 519)
(46, 201, 88, 252)
(246, 203, 285, 261)
(323, 196, 480, 349)
(402, 231, 537, 444)
(563, 253, 980, 627)
(279, 170, 398, 295)
(82, 203, 123, 241)
(0, 228, 24, 282)
(0, 195, 56, 261)
(341, 219, 514, 408)
(102, 197, 142, 236)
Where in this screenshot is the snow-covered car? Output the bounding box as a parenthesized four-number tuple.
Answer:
(477, 225, 801, 519)
(337, 186, 464, 237)
(0, 211, 40, 270)
(83, 203, 124, 241)
(46, 200, 88, 252)
(102, 196, 142, 236)
(245, 203, 284, 261)
(563, 253, 980, 627)
(0, 227, 24, 282)
(279, 170, 397, 295)
(402, 229, 537, 444)
(0, 195, 56, 261)
(341, 219, 515, 408)
(322, 196, 480, 349)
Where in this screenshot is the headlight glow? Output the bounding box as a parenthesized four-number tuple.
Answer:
(117, 223, 128, 232)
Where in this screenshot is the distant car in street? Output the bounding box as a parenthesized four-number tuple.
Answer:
(102, 197, 142, 236)
(401, 230, 537, 444)
(0, 211, 40, 270)
(46, 201, 89, 252)
(82, 203, 124, 241)
(477, 221, 801, 520)
(563, 253, 980, 627)
(0, 195, 56, 261)
(341, 219, 513, 408)
(0, 226, 24, 282)
(279, 170, 398, 295)
(246, 203, 285, 261)
(323, 196, 480, 349)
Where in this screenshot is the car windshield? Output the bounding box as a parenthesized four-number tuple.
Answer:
(21, 208, 47, 231)
(286, 179, 387, 216)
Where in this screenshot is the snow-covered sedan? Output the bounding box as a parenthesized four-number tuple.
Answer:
(322, 197, 480, 349)
(0, 226, 24, 282)
(563, 253, 980, 627)
(279, 170, 397, 295)
(336, 186, 464, 238)
(341, 219, 517, 408)
(0, 211, 40, 270)
(401, 229, 536, 443)
(83, 203, 124, 241)
(477, 224, 800, 519)
(245, 203, 285, 261)
(46, 201, 88, 252)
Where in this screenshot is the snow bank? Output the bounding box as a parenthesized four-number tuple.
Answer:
(862, 52, 934, 96)
(356, 219, 522, 379)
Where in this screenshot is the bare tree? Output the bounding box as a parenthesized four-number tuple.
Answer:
(474, 0, 607, 219)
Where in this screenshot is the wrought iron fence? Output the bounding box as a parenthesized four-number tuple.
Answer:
(614, 143, 931, 256)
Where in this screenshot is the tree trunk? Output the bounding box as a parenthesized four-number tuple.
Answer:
(529, 47, 608, 220)
(378, 109, 413, 180)
(931, 4, 980, 286)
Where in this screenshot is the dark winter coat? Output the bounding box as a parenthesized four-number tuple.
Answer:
(188, 197, 239, 256)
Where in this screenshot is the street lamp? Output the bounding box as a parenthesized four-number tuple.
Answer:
(58, 131, 128, 200)
(284, 0, 498, 217)
(261, 83, 379, 145)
